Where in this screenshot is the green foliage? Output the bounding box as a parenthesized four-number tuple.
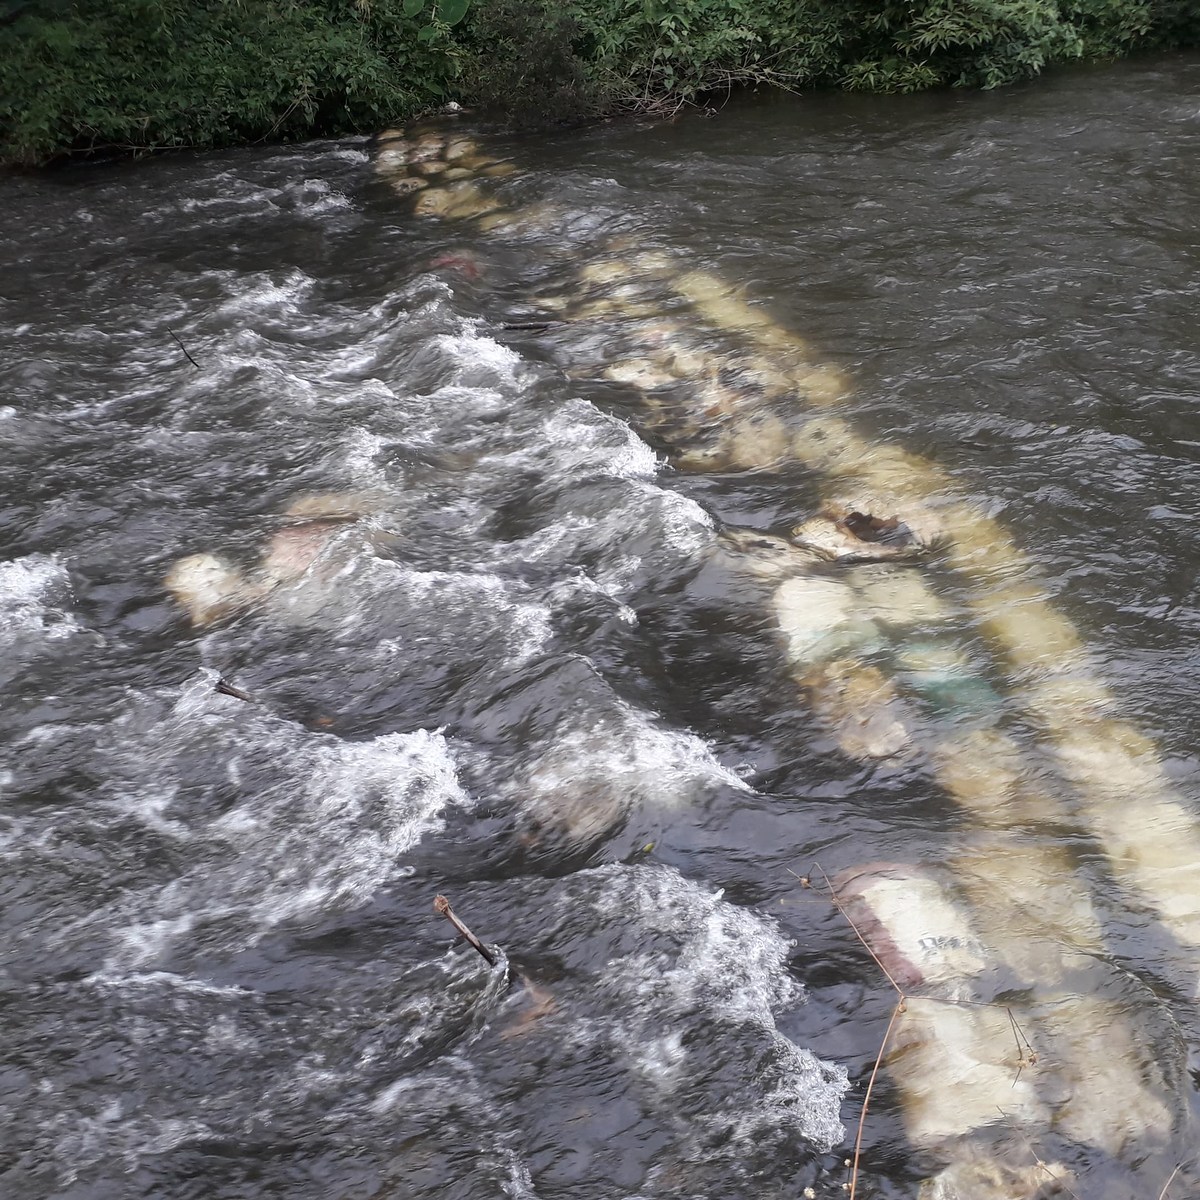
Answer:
(458, 0, 601, 125)
(1, 0, 1196, 165)
(0, 0, 462, 164)
(835, 0, 1085, 91)
(569, 0, 852, 106)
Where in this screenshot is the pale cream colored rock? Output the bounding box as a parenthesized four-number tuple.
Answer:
(455, 153, 504, 171)
(579, 260, 634, 288)
(772, 575, 868, 664)
(790, 364, 849, 405)
(281, 491, 384, 521)
(1038, 992, 1177, 1156)
(838, 866, 991, 995)
(374, 145, 412, 173)
(442, 134, 480, 162)
(260, 523, 341, 587)
(920, 1153, 1071, 1200)
(413, 184, 491, 220)
(715, 527, 822, 582)
(409, 131, 446, 161)
(164, 553, 262, 627)
(470, 201, 558, 235)
(891, 999, 1047, 1145)
(676, 410, 794, 472)
(603, 358, 677, 389)
(857, 570, 951, 628)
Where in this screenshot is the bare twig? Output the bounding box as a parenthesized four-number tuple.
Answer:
(1159, 1157, 1193, 1200)
(804, 864, 905, 998)
(996, 1108, 1080, 1200)
(1005, 1006, 1038, 1087)
(434, 893, 497, 966)
(799, 862, 1046, 1200)
(797, 864, 908, 1200)
(168, 327, 200, 369)
(849, 998, 903, 1200)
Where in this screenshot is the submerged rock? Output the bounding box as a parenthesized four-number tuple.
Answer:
(164, 491, 389, 628)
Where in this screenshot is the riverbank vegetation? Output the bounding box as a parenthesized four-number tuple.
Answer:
(2, 0, 1196, 164)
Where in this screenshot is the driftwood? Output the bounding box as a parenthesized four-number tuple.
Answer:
(434, 893, 498, 966)
(215, 676, 255, 703)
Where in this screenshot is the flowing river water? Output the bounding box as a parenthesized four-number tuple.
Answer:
(3, 54, 1200, 1200)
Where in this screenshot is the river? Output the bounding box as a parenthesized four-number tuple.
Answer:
(2, 53, 1199, 1200)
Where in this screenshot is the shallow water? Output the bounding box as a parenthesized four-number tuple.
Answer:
(2, 55, 1200, 1199)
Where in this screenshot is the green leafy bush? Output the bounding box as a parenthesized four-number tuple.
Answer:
(835, 0, 1085, 91)
(569, 0, 851, 108)
(1, 0, 1196, 165)
(458, 0, 600, 125)
(0, 0, 463, 164)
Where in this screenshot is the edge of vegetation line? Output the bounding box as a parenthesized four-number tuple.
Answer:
(1, 0, 1196, 167)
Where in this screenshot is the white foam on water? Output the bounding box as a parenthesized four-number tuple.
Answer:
(110, 913, 196, 969)
(88, 707, 471, 973)
(0, 808, 26, 851)
(230, 727, 471, 930)
(438, 328, 525, 384)
(0, 553, 79, 647)
(342, 427, 392, 481)
(212, 268, 315, 320)
(518, 699, 750, 827)
(93, 969, 254, 1002)
(650, 486, 715, 554)
(282, 177, 351, 214)
(577, 864, 847, 1156)
(516, 487, 712, 601)
(545, 572, 639, 626)
(501, 1153, 541, 1199)
(540, 402, 661, 478)
(369, 563, 554, 667)
(172, 169, 358, 225)
(364, 1052, 543, 1196)
(370, 1073, 428, 1115)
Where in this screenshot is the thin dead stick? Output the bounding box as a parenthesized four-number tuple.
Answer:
(168, 327, 200, 369)
(799, 863, 1042, 1200)
(434, 894, 497, 966)
(1158, 1157, 1192, 1200)
(800, 865, 907, 1200)
(802, 865, 905, 998)
(1006, 1006, 1038, 1087)
(996, 1108, 1081, 1200)
(849, 998, 903, 1200)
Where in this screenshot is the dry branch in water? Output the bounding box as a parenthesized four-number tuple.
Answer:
(215, 676, 255, 703)
(434, 893, 498, 966)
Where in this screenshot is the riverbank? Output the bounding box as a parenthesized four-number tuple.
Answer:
(2, 0, 1196, 166)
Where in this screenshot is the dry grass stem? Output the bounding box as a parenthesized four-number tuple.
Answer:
(797, 862, 1047, 1200)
